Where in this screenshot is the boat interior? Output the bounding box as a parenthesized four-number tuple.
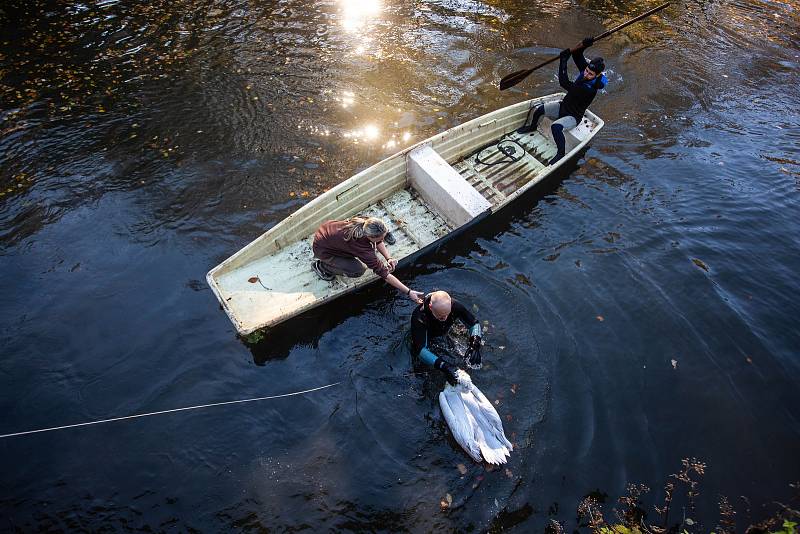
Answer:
(208, 95, 603, 334)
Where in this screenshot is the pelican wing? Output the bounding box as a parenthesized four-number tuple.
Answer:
(439, 371, 513, 465)
(439, 387, 482, 462)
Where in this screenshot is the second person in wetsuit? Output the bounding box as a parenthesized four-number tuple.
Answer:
(518, 37, 608, 165)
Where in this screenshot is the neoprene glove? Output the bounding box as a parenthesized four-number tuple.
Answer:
(559, 48, 571, 59)
(581, 36, 595, 48)
(434, 357, 460, 386)
(465, 336, 482, 369)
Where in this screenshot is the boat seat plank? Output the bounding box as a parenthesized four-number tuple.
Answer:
(408, 145, 491, 228)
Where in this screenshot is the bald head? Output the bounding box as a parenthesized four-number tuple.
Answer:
(429, 290, 452, 321)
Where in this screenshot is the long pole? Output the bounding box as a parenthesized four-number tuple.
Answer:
(499, 2, 671, 91)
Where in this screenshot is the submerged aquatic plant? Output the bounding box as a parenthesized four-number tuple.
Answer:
(567, 459, 798, 534)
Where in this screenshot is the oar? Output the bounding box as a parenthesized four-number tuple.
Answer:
(499, 2, 671, 91)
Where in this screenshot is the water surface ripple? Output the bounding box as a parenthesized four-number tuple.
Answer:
(1, 0, 799, 530)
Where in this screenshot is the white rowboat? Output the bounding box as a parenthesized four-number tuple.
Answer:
(207, 93, 604, 335)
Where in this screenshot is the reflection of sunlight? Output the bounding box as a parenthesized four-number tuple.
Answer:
(340, 0, 382, 32)
(363, 124, 379, 140)
(402, 132, 411, 142)
(344, 123, 381, 144)
(340, 91, 355, 108)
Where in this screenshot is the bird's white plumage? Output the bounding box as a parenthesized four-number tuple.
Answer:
(438, 370, 513, 464)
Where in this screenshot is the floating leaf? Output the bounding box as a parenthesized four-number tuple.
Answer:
(457, 464, 467, 475)
(445, 493, 452, 505)
(596, 315, 604, 322)
(510, 384, 517, 394)
(671, 359, 677, 369)
(248, 277, 259, 283)
(691, 258, 709, 272)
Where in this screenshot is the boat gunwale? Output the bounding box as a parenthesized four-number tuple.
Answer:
(207, 93, 603, 335)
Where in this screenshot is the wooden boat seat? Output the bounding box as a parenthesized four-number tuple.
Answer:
(407, 145, 491, 228)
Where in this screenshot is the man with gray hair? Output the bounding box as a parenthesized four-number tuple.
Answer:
(410, 290, 483, 384)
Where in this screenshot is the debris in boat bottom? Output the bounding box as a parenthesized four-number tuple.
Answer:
(247, 276, 270, 290)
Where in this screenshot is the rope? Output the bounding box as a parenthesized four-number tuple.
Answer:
(475, 138, 527, 167)
(0, 382, 341, 439)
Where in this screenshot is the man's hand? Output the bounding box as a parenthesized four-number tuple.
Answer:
(408, 290, 424, 304)
(580, 36, 594, 49)
(434, 357, 460, 386)
(386, 258, 398, 272)
(465, 335, 482, 369)
(560, 48, 571, 58)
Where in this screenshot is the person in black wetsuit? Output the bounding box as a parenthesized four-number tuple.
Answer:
(518, 37, 608, 165)
(410, 291, 483, 384)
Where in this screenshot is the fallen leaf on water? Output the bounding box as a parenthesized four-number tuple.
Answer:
(248, 277, 259, 283)
(691, 258, 709, 272)
(671, 359, 678, 369)
(440, 499, 448, 509)
(498, 345, 505, 350)
(457, 464, 467, 475)
(596, 315, 604, 322)
(510, 384, 517, 394)
(746, 356, 753, 363)
(505, 469, 513, 478)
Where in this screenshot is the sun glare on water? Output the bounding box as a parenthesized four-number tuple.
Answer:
(339, 0, 382, 32)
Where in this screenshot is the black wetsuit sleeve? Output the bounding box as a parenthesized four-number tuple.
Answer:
(557, 52, 573, 91)
(572, 50, 589, 72)
(410, 306, 428, 356)
(450, 299, 479, 329)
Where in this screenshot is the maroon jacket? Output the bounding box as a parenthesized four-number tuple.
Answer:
(312, 220, 389, 279)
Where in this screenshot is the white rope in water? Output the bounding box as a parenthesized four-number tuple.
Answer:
(0, 382, 341, 439)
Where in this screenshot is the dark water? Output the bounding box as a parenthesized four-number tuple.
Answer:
(1, 0, 799, 530)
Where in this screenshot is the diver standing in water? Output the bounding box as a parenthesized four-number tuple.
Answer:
(518, 37, 608, 165)
(410, 291, 483, 383)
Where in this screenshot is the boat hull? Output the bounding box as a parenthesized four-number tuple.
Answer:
(207, 94, 604, 335)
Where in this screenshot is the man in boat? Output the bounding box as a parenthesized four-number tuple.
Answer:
(518, 37, 608, 165)
(312, 216, 424, 303)
(410, 290, 483, 384)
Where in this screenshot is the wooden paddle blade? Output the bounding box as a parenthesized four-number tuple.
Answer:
(499, 68, 534, 91)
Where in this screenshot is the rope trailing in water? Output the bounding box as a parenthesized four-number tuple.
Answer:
(0, 382, 341, 439)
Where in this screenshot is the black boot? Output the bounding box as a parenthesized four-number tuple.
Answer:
(548, 123, 566, 165)
(518, 105, 544, 134)
(434, 357, 459, 386)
